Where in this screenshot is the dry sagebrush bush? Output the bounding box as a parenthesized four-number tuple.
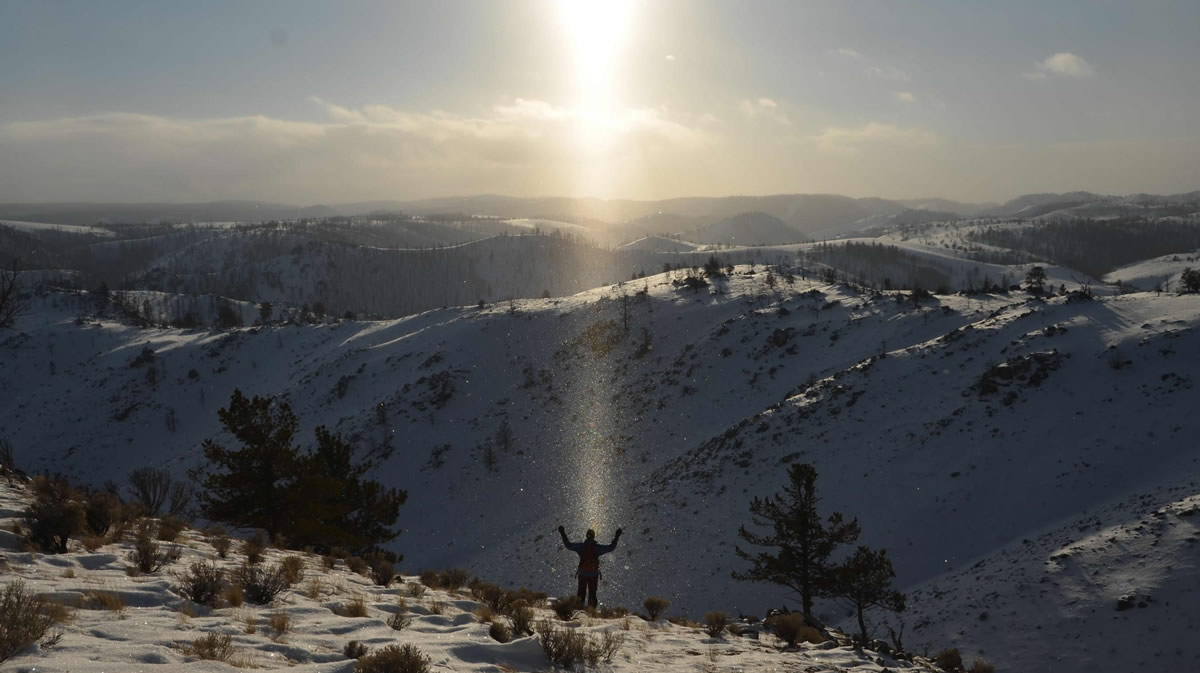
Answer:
(0, 581, 59, 663)
(128, 520, 180, 574)
(703, 611, 730, 638)
(489, 620, 512, 643)
(509, 605, 535, 636)
(553, 595, 582, 621)
(156, 514, 187, 542)
(332, 595, 369, 618)
(181, 633, 234, 661)
(387, 612, 411, 631)
(86, 589, 126, 614)
(767, 613, 824, 646)
(406, 582, 427, 598)
(267, 612, 292, 639)
(535, 620, 624, 669)
(643, 596, 670, 621)
(281, 555, 305, 586)
(243, 530, 268, 565)
(438, 568, 470, 592)
(234, 563, 290, 605)
(354, 643, 431, 673)
(173, 561, 225, 608)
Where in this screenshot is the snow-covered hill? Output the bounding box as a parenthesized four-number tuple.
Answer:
(1, 479, 919, 673)
(3, 267, 1199, 671)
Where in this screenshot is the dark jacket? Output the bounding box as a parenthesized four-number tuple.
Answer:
(560, 530, 620, 578)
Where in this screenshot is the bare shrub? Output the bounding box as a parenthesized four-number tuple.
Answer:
(489, 621, 512, 643)
(344, 640, 368, 659)
(703, 611, 730, 638)
(553, 595, 582, 621)
(181, 633, 234, 661)
(509, 605, 534, 636)
(235, 563, 289, 605)
(768, 613, 824, 646)
(128, 521, 180, 573)
(387, 612, 411, 631)
(281, 556, 305, 586)
(406, 582, 427, 598)
(438, 568, 470, 592)
(333, 595, 368, 618)
(210, 528, 232, 558)
(267, 612, 292, 639)
(0, 581, 58, 663)
(474, 605, 495, 623)
(127, 467, 171, 517)
(969, 658, 996, 673)
(86, 590, 125, 614)
(505, 587, 547, 608)
(536, 620, 625, 668)
(223, 583, 244, 607)
(83, 489, 123, 536)
(418, 570, 440, 588)
(643, 596, 670, 621)
(935, 648, 964, 671)
(156, 515, 187, 542)
(173, 561, 224, 608)
(24, 476, 85, 553)
(305, 577, 325, 600)
(370, 558, 396, 587)
(346, 556, 369, 576)
(355, 644, 431, 673)
(428, 599, 446, 615)
(598, 605, 628, 619)
(243, 530, 268, 565)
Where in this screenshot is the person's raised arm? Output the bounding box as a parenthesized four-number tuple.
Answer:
(558, 525, 569, 546)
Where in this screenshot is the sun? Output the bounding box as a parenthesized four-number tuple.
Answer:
(556, 0, 634, 114)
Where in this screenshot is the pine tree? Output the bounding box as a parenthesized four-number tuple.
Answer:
(732, 463, 860, 617)
(191, 390, 406, 554)
(190, 389, 300, 538)
(833, 546, 906, 644)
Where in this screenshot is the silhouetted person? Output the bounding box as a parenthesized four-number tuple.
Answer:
(558, 525, 621, 607)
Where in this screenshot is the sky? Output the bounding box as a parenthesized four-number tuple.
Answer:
(1, 0, 1198, 205)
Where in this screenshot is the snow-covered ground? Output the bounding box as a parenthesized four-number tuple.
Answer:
(0, 219, 114, 237)
(1103, 251, 1200, 291)
(0, 478, 928, 672)
(3, 266, 1199, 672)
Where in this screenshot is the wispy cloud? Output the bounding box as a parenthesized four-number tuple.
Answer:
(895, 91, 917, 103)
(0, 99, 712, 201)
(1024, 52, 1095, 80)
(812, 122, 937, 155)
(739, 97, 790, 125)
(833, 48, 910, 82)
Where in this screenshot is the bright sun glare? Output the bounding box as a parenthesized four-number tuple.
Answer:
(555, 0, 636, 193)
(557, 0, 634, 111)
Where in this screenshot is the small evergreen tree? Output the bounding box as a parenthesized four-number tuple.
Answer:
(191, 390, 405, 554)
(733, 463, 860, 617)
(833, 545, 906, 644)
(190, 389, 300, 538)
(1181, 267, 1200, 293)
(1024, 266, 1047, 294)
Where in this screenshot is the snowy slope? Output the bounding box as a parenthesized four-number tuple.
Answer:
(2, 272, 1199, 672)
(1103, 251, 1200, 291)
(1, 480, 919, 673)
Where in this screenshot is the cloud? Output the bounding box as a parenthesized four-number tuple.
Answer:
(1024, 52, 1094, 80)
(739, 97, 789, 125)
(0, 99, 711, 202)
(836, 48, 865, 60)
(895, 91, 917, 103)
(812, 122, 938, 155)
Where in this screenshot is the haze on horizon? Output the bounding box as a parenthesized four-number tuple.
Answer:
(2, 0, 1198, 206)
